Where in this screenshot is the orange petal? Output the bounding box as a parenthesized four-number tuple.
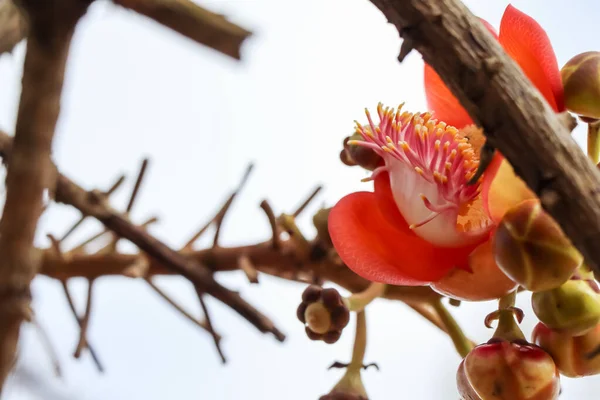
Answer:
(499, 5, 564, 111)
(424, 19, 498, 129)
(328, 173, 477, 285)
(431, 238, 518, 301)
(481, 153, 536, 224)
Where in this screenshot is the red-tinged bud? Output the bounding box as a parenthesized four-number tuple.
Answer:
(533, 322, 600, 377)
(561, 51, 600, 120)
(297, 285, 350, 344)
(494, 199, 582, 292)
(432, 240, 518, 301)
(457, 339, 560, 400)
(531, 279, 600, 336)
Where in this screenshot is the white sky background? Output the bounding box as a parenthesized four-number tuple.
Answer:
(0, 0, 599, 399)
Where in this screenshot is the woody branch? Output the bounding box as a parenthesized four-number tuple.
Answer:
(367, 0, 600, 275)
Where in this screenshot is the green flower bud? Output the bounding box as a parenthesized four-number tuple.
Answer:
(561, 51, 600, 120)
(313, 207, 332, 246)
(532, 279, 600, 336)
(494, 199, 582, 292)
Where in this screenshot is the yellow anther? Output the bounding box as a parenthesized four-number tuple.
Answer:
(415, 167, 424, 175)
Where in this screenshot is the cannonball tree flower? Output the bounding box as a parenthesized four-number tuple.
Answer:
(328, 5, 565, 300)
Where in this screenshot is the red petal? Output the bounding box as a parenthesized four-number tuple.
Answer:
(424, 19, 498, 129)
(328, 172, 476, 285)
(499, 5, 564, 111)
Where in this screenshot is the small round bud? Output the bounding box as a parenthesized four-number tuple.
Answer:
(494, 199, 582, 292)
(297, 285, 350, 344)
(431, 240, 518, 301)
(561, 51, 600, 120)
(533, 322, 600, 378)
(340, 132, 382, 171)
(532, 279, 600, 336)
(457, 339, 560, 400)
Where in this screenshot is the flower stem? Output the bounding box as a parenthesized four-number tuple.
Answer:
(432, 299, 473, 358)
(491, 290, 525, 342)
(348, 310, 367, 373)
(588, 121, 600, 164)
(345, 283, 386, 312)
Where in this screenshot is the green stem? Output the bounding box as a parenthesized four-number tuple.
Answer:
(348, 311, 367, 373)
(345, 283, 386, 312)
(492, 290, 525, 342)
(432, 299, 473, 358)
(588, 121, 600, 164)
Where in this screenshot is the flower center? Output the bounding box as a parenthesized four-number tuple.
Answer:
(349, 103, 492, 247)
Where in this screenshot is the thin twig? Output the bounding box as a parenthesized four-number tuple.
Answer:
(182, 164, 254, 251)
(144, 278, 216, 337)
(60, 174, 125, 242)
(126, 158, 148, 213)
(212, 163, 254, 247)
(74, 279, 95, 358)
(293, 186, 322, 217)
(238, 255, 259, 284)
(194, 286, 226, 363)
(60, 281, 104, 372)
(260, 200, 280, 250)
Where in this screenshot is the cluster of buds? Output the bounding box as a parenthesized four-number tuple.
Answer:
(297, 285, 350, 344)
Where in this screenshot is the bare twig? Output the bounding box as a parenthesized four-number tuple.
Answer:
(194, 286, 226, 363)
(60, 281, 104, 372)
(238, 255, 259, 284)
(212, 163, 254, 247)
(182, 164, 254, 251)
(113, 0, 252, 60)
(260, 200, 280, 250)
(293, 186, 322, 217)
(0, 0, 90, 391)
(144, 277, 216, 337)
(367, 0, 600, 275)
(126, 158, 148, 213)
(0, 0, 27, 55)
(60, 174, 125, 242)
(73, 279, 95, 358)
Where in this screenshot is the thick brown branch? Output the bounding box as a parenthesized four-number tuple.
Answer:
(113, 0, 252, 60)
(368, 0, 600, 275)
(0, 0, 89, 391)
(0, 0, 27, 55)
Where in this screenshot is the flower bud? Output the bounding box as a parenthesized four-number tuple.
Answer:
(561, 51, 600, 120)
(494, 199, 582, 292)
(531, 279, 600, 336)
(432, 240, 518, 301)
(533, 322, 600, 377)
(297, 285, 350, 344)
(457, 339, 560, 400)
(340, 132, 382, 171)
(313, 208, 332, 246)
